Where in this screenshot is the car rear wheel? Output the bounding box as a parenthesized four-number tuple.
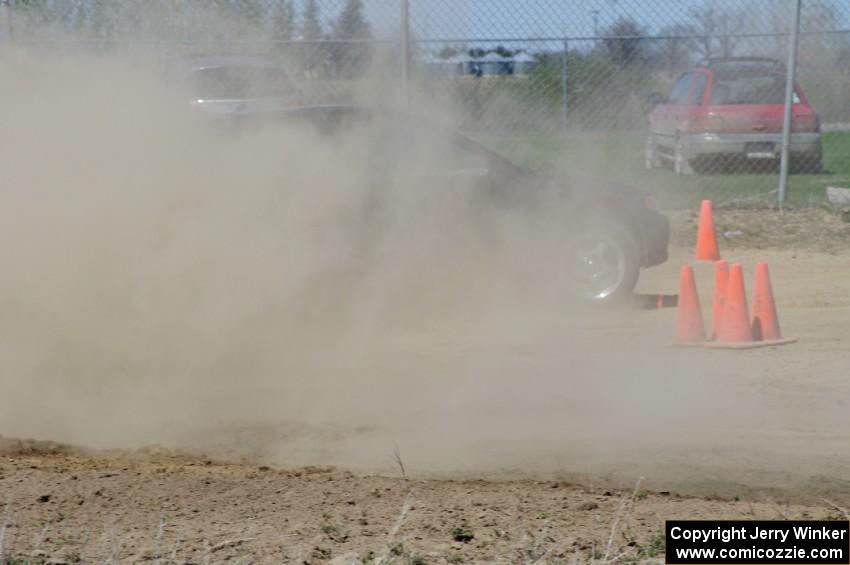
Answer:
(674, 138, 694, 175)
(566, 219, 641, 304)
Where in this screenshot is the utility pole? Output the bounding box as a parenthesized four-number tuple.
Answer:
(778, 0, 802, 208)
(400, 0, 410, 111)
(562, 37, 569, 133)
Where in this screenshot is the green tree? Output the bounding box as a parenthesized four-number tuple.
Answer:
(88, 0, 114, 40)
(301, 0, 322, 41)
(272, 0, 296, 40)
(330, 0, 373, 78)
(333, 0, 370, 40)
(14, 0, 52, 30)
(300, 0, 324, 74)
(601, 17, 648, 68)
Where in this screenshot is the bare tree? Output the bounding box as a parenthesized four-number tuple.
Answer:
(601, 17, 648, 67)
(656, 23, 698, 76)
(689, 4, 746, 59)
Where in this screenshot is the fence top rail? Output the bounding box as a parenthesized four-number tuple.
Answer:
(10, 37, 396, 45)
(411, 28, 850, 45)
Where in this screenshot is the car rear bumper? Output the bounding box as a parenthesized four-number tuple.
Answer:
(680, 132, 821, 160)
(640, 210, 670, 268)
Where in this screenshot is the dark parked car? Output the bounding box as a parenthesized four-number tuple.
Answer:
(164, 55, 304, 116)
(228, 107, 670, 304)
(646, 57, 822, 174)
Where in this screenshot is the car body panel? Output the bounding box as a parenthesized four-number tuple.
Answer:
(164, 55, 304, 116)
(679, 132, 821, 161)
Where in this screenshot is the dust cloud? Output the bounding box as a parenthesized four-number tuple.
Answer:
(0, 47, 576, 444)
(1, 46, 820, 497)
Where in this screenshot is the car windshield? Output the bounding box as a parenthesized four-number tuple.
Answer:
(710, 73, 799, 105)
(191, 66, 294, 99)
(394, 126, 511, 177)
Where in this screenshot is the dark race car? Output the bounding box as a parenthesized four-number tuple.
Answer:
(223, 106, 670, 304)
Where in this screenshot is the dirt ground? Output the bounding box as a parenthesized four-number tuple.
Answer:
(0, 443, 847, 565)
(2, 210, 850, 564)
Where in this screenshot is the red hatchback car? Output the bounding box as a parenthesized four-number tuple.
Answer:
(646, 58, 822, 174)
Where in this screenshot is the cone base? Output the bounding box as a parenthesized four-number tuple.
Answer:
(704, 338, 797, 350)
(671, 340, 706, 348)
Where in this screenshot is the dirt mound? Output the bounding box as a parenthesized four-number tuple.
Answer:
(0, 451, 843, 565)
(0, 435, 80, 457)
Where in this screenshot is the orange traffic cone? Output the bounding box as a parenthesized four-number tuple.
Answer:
(706, 263, 796, 349)
(695, 200, 721, 261)
(674, 265, 705, 345)
(751, 262, 796, 346)
(711, 263, 752, 345)
(711, 260, 729, 340)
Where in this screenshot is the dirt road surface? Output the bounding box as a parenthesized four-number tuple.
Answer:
(2, 242, 849, 495)
(1, 238, 849, 563)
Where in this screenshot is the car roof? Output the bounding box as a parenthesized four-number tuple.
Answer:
(168, 55, 284, 72)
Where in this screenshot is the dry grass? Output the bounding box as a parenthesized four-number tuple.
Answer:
(669, 206, 850, 253)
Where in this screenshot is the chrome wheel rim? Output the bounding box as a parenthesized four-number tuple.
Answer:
(570, 235, 627, 301)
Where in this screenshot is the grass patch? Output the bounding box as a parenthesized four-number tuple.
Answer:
(451, 524, 474, 543)
(478, 131, 850, 211)
(639, 530, 666, 559)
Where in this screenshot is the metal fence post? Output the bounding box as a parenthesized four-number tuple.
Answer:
(778, 0, 803, 207)
(400, 0, 410, 110)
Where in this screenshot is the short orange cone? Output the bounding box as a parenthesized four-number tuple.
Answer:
(674, 265, 705, 345)
(695, 200, 721, 261)
(751, 262, 796, 346)
(711, 260, 728, 340)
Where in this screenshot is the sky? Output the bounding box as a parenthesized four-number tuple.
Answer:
(405, 0, 711, 39)
(359, 0, 849, 42)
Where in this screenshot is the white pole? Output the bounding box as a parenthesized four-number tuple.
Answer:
(778, 0, 803, 207)
(400, 0, 410, 111)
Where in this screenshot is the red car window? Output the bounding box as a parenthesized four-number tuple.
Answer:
(690, 73, 708, 106)
(709, 73, 800, 105)
(668, 73, 694, 104)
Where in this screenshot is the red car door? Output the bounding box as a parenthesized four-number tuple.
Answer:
(652, 72, 695, 149)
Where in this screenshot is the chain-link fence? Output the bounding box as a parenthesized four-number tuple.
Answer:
(3, 0, 850, 208)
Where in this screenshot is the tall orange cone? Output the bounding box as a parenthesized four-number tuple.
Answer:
(715, 263, 752, 343)
(674, 265, 705, 345)
(711, 260, 729, 339)
(751, 263, 795, 346)
(695, 200, 721, 261)
(706, 263, 797, 349)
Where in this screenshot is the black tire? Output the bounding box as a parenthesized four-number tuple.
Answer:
(565, 218, 641, 305)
